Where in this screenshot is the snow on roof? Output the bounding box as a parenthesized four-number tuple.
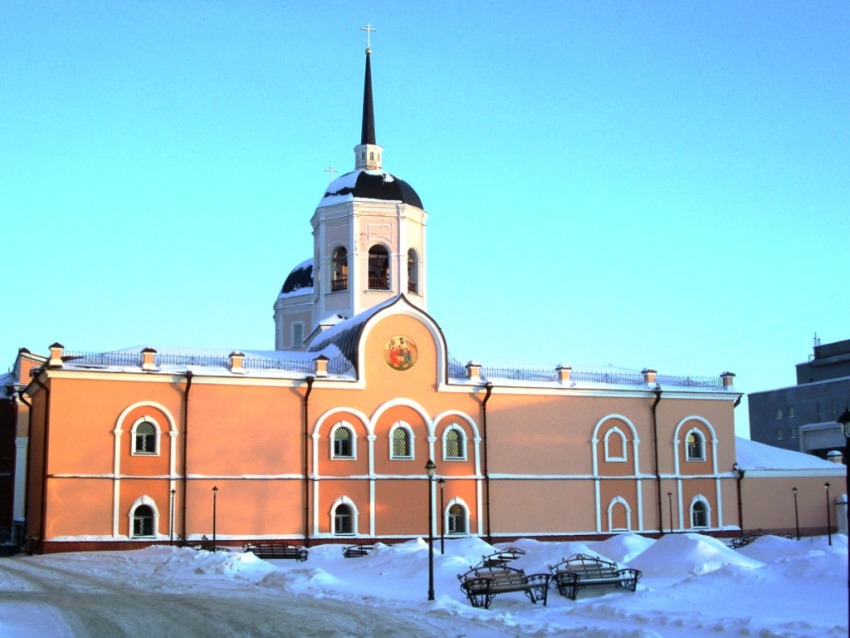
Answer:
(735, 436, 845, 472)
(61, 343, 353, 379)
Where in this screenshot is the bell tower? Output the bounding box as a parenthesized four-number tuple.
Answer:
(275, 27, 428, 351)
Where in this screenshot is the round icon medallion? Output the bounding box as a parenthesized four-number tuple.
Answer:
(384, 336, 417, 371)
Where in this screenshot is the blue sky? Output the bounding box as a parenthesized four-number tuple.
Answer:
(2, 2, 848, 436)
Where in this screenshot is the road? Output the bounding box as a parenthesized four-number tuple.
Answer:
(0, 555, 451, 638)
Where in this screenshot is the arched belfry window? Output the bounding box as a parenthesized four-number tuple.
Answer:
(332, 247, 348, 292)
(407, 249, 419, 294)
(368, 245, 390, 290)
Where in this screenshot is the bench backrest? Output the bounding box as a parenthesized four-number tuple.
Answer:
(551, 553, 620, 576)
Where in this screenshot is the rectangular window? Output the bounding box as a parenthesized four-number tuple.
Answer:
(292, 322, 304, 347)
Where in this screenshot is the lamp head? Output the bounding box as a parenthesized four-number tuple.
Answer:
(425, 459, 436, 478)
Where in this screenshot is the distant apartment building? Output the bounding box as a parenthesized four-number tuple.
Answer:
(749, 338, 850, 458)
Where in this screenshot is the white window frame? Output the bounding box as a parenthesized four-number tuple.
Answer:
(690, 496, 711, 529)
(128, 495, 159, 539)
(331, 496, 358, 536)
(130, 417, 161, 456)
(604, 427, 628, 462)
(442, 425, 466, 461)
(685, 428, 706, 462)
(446, 498, 470, 536)
(389, 422, 415, 460)
(330, 422, 357, 460)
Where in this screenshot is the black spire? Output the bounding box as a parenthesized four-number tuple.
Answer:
(361, 51, 376, 145)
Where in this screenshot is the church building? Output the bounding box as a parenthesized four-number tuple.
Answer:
(3, 37, 843, 554)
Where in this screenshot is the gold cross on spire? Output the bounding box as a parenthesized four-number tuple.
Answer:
(324, 166, 338, 182)
(360, 23, 376, 53)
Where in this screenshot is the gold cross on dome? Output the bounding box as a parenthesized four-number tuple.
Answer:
(360, 23, 376, 52)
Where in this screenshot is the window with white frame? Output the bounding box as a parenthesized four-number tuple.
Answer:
(443, 426, 465, 460)
(604, 427, 627, 462)
(448, 503, 467, 535)
(691, 499, 709, 528)
(390, 424, 413, 459)
(132, 419, 160, 456)
(686, 430, 705, 461)
(332, 424, 355, 459)
(333, 503, 355, 535)
(132, 504, 155, 538)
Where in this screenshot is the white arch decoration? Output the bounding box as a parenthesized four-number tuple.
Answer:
(329, 495, 360, 537)
(606, 496, 632, 532)
(128, 495, 160, 539)
(672, 416, 722, 530)
(444, 496, 471, 536)
(113, 402, 178, 538)
(591, 415, 642, 533)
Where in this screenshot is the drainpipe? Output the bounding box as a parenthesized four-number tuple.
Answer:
(181, 371, 193, 543)
(303, 376, 315, 547)
(733, 463, 745, 535)
(15, 388, 33, 551)
(481, 382, 493, 544)
(31, 371, 50, 554)
(732, 395, 744, 534)
(651, 388, 663, 534)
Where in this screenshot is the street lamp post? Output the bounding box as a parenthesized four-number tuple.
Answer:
(825, 482, 832, 546)
(212, 486, 219, 552)
(792, 487, 800, 540)
(425, 459, 436, 601)
(667, 491, 673, 534)
(438, 478, 446, 555)
(170, 488, 176, 546)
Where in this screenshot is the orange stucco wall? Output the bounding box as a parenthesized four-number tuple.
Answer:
(24, 305, 836, 553)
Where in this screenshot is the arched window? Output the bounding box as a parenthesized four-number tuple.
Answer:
(131, 418, 160, 456)
(390, 425, 413, 459)
(132, 504, 155, 538)
(368, 245, 390, 290)
(607, 497, 631, 531)
(333, 503, 354, 535)
(686, 430, 705, 461)
(332, 425, 354, 459)
(691, 499, 709, 528)
(604, 427, 627, 462)
(448, 503, 467, 535)
(331, 247, 348, 292)
(134, 421, 157, 454)
(407, 249, 419, 294)
(443, 427, 465, 460)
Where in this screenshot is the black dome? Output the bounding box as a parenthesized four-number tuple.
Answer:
(321, 170, 423, 209)
(281, 259, 313, 294)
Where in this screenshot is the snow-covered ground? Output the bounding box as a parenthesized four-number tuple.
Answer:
(0, 533, 846, 637)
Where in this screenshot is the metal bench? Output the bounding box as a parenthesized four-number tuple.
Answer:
(548, 553, 640, 600)
(243, 543, 308, 561)
(343, 543, 375, 558)
(457, 564, 550, 609)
